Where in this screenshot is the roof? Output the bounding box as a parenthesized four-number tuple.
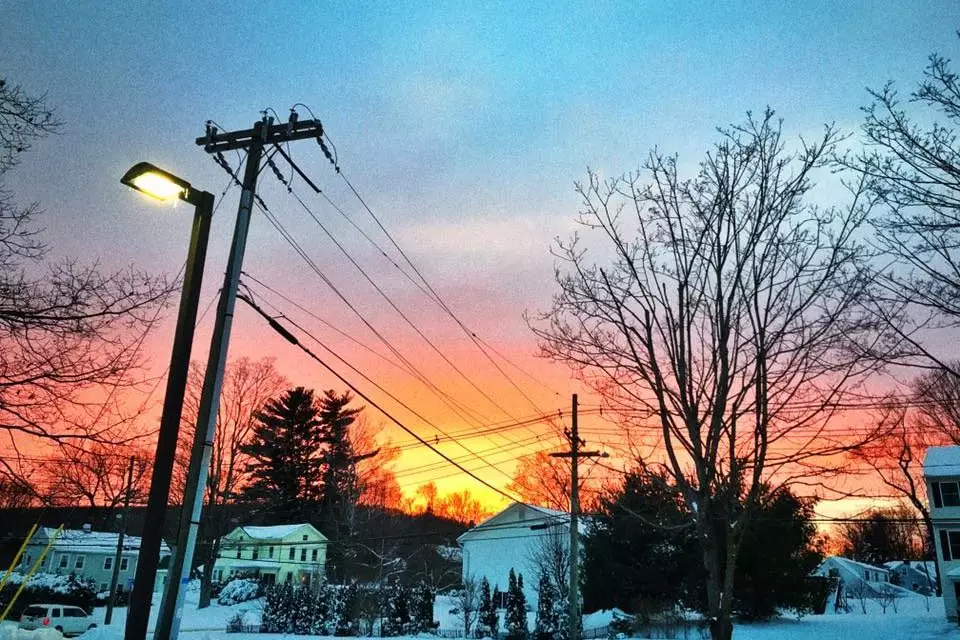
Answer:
(825, 556, 889, 574)
(36, 527, 170, 556)
(924, 446, 960, 478)
(231, 523, 327, 541)
(884, 560, 937, 576)
(458, 502, 581, 543)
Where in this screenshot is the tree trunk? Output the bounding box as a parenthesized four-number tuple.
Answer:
(198, 535, 221, 609)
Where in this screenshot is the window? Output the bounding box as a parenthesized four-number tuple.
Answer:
(300, 548, 307, 562)
(24, 554, 31, 566)
(302, 535, 308, 541)
(252, 547, 259, 560)
(39, 556, 46, 567)
(236, 545, 243, 559)
(120, 558, 129, 571)
(285, 572, 292, 584)
(104, 557, 113, 571)
(51, 608, 61, 618)
(289, 547, 295, 560)
(65, 607, 87, 618)
(75, 555, 85, 570)
(269, 546, 274, 559)
(100, 583, 108, 591)
(941, 482, 960, 507)
(59, 555, 69, 569)
(311, 549, 318, 562)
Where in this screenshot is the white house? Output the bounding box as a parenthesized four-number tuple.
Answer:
(924, 445, 960, 621)
(18, 525, 170, 594)
(212, 523, 328, 588)
(883, 560, 937, 594)
(812, 556, 891, 597)
(458, 503, 578, 613)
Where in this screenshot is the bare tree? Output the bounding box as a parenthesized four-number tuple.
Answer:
(842, 42, 960, 373)
(0, 471, 36, 509)
(532, 111, 896, 640)
(457, 574, 481, 637)
(528, 524, 570, 605)
(0, 78, 171, 483)
(43, 444, 150, 515)
(507, 450, 600, 513)
(176, 356, 286, 608)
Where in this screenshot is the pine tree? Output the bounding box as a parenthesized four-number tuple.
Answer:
(506, 569, 528, 640)
(318, 390, 363, 512)
(535, 573, 558, 640)
(478, 577, 497, 637)
(383, 578, 411, 636)
(411, 582, 437, 633)
(239, 387, 325, 519)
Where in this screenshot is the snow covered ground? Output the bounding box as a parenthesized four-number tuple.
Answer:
(1, 590, 955, 639)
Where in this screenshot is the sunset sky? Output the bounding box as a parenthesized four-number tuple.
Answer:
(4, 1, 960, 514)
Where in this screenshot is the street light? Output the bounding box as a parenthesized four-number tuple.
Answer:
(121, 162, 214, 640)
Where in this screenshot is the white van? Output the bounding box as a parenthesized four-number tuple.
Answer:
(19, 604, 97, 637)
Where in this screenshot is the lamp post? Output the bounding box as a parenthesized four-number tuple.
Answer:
(120, 163, 214, 640)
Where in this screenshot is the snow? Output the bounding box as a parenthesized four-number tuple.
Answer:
(923, 446, 960, 478)
(35, 527, 170, 555)
(216, 579, 261, 606)
(1, 584, 953, 640)
(826, 556, 889, 576)
(240, 524, 308, 539)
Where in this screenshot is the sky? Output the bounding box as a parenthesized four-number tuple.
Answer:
(3, 1, 960, 512)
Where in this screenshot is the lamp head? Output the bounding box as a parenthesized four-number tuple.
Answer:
(121, 162, 192, 202)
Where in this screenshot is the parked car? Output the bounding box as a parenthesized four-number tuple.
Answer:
(19, 604, 97, 637)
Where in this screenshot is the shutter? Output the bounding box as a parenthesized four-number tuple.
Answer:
(934, 482, 943, 508)
(941, 529, 951, 561)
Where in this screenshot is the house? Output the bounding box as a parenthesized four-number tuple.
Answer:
(458, 503, 580, 616)
(883, 560, 937, 594)
(812, 556, 891, 597)
(18, 524, 170, 594)
(212, 523, 328, 587)
(924, 445, 960, 621)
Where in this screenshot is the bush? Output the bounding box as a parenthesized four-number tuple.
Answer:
(217, 577, 263, 605)
(226, 611, 246, 633)
(0, 572, 96, 619)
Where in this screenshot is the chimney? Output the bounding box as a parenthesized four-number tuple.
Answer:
(82, 523, 92, 534)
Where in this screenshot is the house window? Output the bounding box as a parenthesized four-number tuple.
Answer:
(269, 546, 274, 558)
(289, 547, 295, 560)
(24, 554, 32, 566)
(300, 548, 307, 562)
(104, 557, 113, 571)
(940, 482, 960, 507)
(302, 535, 308, 541)
(311, 549, 318, 562)
(236, 545, 243, 559)
(120, 558, 129, 571)
(75, 555, 85, 570)
(285, 572, 292, 584)
(59, 555, 69, 569)
(252, 547, 259, 560)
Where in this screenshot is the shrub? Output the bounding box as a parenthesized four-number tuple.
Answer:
(217, 577, 263, 605)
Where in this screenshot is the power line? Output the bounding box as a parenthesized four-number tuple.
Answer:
(233, 290, 524, 504)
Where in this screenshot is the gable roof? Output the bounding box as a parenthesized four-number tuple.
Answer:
(457, 502, 571, 543)
(826, 556, 889, 575)
(228, 523, 327, 541)
(36, 527, 170, 556)
(924, 446, 960, 479)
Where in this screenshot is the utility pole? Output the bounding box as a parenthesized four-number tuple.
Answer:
(105, 456, 135, 626)
(152, 112, 327, 640)
(550, 394, 607, 640)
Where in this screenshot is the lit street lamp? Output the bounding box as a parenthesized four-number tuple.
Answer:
(121, 163, 214, 640)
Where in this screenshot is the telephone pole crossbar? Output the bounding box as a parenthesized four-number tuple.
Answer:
(550, 394, 607, 640)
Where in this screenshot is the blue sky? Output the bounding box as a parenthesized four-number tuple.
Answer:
(4, 1, 960, 500)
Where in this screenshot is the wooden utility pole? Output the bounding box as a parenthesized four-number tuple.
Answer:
(550, 394, 606, 640)
(105, 456, 135, 625)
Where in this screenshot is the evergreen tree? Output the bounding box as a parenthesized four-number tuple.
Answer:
(318, 390, 363, 512)
(478, 577, 498, 637)
(239, 387, 325, 519)
(383, 578, 411, 636)
(506, 569, 528, 640)
(411, 582, 437, 633)
(535, 573, 558, 640)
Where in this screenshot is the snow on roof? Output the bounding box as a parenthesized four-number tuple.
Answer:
(37, 527, 170, 556)
(828, 556, 889, 574)
(458, 502, 588, 543)
(924, 446, 960, 478)
(884, 560, 937, 575)
(239, 524, 309, 539)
